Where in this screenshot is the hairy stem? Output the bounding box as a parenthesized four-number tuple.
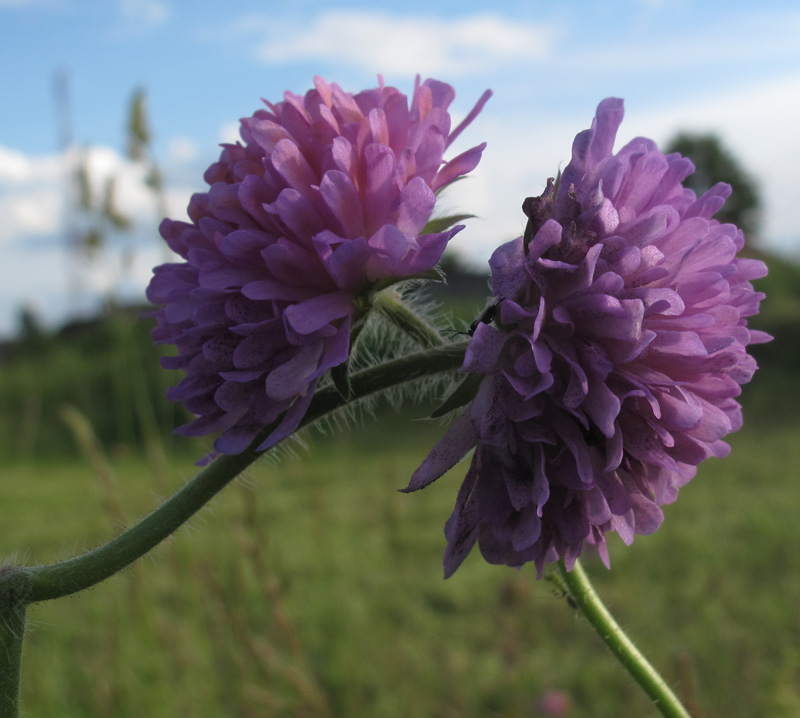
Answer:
(555, 559, 692, 718)
(0, 568, 28, 718)
(25, 342, 467, 603)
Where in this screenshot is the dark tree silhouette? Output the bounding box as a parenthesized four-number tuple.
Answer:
(666, 133, 761, 243)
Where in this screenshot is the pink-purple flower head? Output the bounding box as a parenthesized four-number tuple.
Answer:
(405, 98, 770, 579)
(147, 76, 490, 457)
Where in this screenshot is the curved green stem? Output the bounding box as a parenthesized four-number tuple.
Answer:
(27, 448, 257, 602)
(555, 559, 691, 718)
(24, 342, 467, 603)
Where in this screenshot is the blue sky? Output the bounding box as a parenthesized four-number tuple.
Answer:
(2, 0, 800, 336)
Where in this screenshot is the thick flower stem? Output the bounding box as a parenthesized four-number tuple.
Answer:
(0, 569, 27, 718)
(555, 559, 691, 718)
(27, 448, 260, 602)
(0, 342, 466, 717)
(22, 342, 467, 603)
(373, 290, 445, 348)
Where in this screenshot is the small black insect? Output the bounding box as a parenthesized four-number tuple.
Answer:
(449, 297, 505, 337)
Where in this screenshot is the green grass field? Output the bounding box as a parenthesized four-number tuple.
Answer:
(3, 413, 799, 717)
(1, 260, 796, 716)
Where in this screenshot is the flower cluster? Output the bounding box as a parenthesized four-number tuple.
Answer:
(147, 77, 490, 456)
(405, 98, 769, 578)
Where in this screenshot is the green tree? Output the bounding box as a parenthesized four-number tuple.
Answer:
(666, 133, 761, 242)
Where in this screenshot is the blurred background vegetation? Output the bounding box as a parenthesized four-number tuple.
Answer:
(1, 96, 799, 717)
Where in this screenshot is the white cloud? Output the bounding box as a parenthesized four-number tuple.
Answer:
(0, 142, 189, 335)
(0, 147, 65, 243)
(219, 122, 241, 146)
(0, 187, 62, 240)
(118, 0, 169, 27)
(438, 117, 576, 270)
(619, 74, 800, 254)
(569, 8, 800, 75)
(255, 11, 557, 77)
(166, 136, 199, 165)
(446, 72, 800, 269)
(0, 146, 61, 184)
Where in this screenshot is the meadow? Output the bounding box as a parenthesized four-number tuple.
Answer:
(1, 260, 799, 717)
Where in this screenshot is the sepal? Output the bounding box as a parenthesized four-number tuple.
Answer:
(331, 313, 370, 399)
(369, 266, 446, 295)
(430, 373, 483, 418)
(330, 360, 352, 399)
(373, 290, 444, 348)
(422, 214, 475, 235)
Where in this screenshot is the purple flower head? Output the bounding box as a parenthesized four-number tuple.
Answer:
(405, 98, 770, 578)
(148, 76, 490, 457)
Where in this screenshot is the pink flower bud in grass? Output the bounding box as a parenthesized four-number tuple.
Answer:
(405, 98, 770, 578)
(537, 689, 572, 716)
(147, 77, 490, 457)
